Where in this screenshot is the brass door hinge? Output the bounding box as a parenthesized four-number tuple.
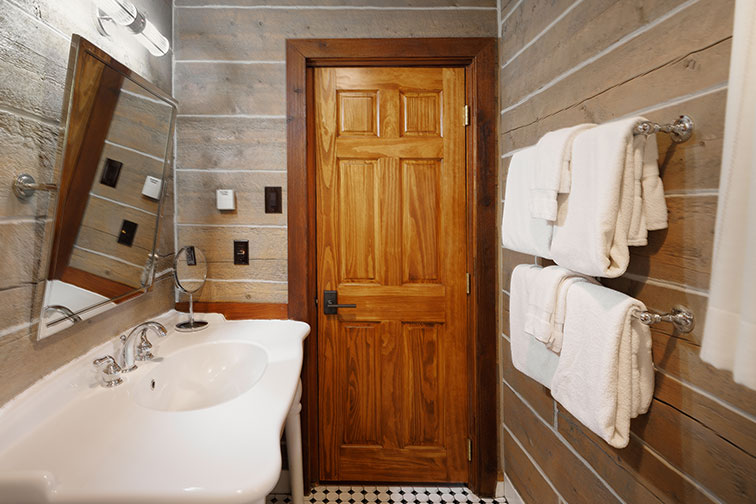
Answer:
(464, 105, 470, 126)
(467, 438, 472, 462)
(466, 273, 471, 295)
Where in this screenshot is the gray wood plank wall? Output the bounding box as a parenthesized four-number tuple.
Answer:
(173, 0, 498, 303)
(497, 1, 756, 503)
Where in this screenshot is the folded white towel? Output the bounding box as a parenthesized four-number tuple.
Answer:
(510, 264, 560, 388)
(550, 117, 667, 277)
(550, 281, 654, 448)
(501, 147, 553, 258)
(525, 265, 599, 353)
(531, 124, 596, 221)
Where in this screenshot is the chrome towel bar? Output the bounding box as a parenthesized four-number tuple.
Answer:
(13, 173, 58, 200)
(633, 115, 694, 143)
(632, 305, 695, 333)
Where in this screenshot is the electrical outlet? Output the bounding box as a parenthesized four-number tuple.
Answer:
(234, 240, 249, 265)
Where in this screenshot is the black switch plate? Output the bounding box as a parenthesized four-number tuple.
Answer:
(185, 245, 196, 266)
(117, 220, 138, 247)
(264, 186, 282, 214)
(100, 158, 123, 188)
(234, 240, 249, 265)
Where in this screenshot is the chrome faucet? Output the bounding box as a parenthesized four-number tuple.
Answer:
(44, 305, 82, 323)
(119, 321, 167, 372)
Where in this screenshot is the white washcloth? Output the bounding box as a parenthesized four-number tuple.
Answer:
(501, 146, 553, 258)
(525, 266, 599, 353)
(550, 281, 654, 449)
(531, 124, 596, 220)
(510, 264, 560, 388)
(550, 117, 667, 277)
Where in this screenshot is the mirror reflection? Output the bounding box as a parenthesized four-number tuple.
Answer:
(38, 37, 176, 339)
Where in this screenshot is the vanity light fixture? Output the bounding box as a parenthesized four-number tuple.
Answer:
(94, 0, 170, 57)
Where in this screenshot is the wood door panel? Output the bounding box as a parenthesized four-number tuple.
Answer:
(317, 66, 467, 482)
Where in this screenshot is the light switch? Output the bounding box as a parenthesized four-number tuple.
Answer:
(265, 186, 282, 214)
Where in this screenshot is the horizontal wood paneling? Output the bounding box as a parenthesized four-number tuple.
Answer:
(176, 8, 497, 61)
(502, 383, 621, 504)
(0, 220, 47, 290)
(176, 117, 286, 172)
(502, 429, 559, 504)
(500, 334, 553, 424)
(176, 0, 497, 6)
(498, 0, 750, 503)
(175, 62, 285, 115)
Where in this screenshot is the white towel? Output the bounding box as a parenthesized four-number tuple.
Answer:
(501, 146, 553, 258)
(531, 124, 596, 221)
(510, 264, 560, 388)
(525, 266, 600, 353)
(550, 281, 654, 449)
(550, 117, 667, 277)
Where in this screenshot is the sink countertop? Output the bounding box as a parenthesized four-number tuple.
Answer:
(0, 311, 309, 504)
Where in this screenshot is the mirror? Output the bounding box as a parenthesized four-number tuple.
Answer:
(174, 246, 208, 332)
(37, 36, 177, 340)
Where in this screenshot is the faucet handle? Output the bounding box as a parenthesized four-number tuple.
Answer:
(93, 355, 123, 387)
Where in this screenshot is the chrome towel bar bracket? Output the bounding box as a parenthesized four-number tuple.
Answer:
(13, 173, 58, 200)
(633, 115, 694, 143)
(633, 305, 695, 334)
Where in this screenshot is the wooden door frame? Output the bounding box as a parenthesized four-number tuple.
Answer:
(286, 38, 498, 496)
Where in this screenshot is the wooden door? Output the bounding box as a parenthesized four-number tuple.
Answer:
(315, 67, 468, 482)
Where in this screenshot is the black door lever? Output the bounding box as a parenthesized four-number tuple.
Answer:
(323, 290, 357, 315)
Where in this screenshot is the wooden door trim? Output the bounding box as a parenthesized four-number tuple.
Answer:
(286, 38, 498, 496)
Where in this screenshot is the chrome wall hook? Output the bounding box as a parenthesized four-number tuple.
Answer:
(13, 174, 58, 200)
(633, 305, 695, 334)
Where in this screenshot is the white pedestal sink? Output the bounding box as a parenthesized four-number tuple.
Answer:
(0, 311, 309, 504)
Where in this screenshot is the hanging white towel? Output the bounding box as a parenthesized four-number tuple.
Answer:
(550, 281, 654, 449)
(510, 264, 560, 388)
(701, 0, 756, 390)
(524, 265, 598, 353)
(550, 117, 667, 277)
(531, 124, 596, 221)
(501, 146, 553, 258)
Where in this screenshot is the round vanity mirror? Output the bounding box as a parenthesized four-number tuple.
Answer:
(174, 245, 208, 331)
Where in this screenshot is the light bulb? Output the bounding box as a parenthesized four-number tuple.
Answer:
(133, 18, 170, 56)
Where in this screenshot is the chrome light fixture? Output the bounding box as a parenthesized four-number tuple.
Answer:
(95, 0, 170, 57)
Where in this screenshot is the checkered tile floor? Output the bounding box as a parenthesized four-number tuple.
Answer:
(267, 485, 507, 504)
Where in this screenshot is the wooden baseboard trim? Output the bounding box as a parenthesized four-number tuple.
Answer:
(175, 302, 288, 320)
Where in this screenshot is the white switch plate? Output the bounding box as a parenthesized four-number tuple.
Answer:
(217, 189, 235, 211)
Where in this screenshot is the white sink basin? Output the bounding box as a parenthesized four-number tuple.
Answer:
(0, 311, 309, 504)
(131, 342, 268, 412)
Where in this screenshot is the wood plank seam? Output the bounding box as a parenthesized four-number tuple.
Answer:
(501, 422, 566, 502)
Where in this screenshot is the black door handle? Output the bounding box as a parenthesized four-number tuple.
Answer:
(323, 290, 357, 315)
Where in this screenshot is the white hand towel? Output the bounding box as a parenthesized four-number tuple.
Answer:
(546, 274, 600, 354)
(501, 146, 554, 258)
(531, 124, 596, 221)
(525, 265, 598, 352)
(510, 264, 560, 388)
(550, 282, 654, 449)
(550, 117, 667, 277)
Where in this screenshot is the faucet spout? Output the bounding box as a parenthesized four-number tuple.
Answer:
(120, 321, 167, 372)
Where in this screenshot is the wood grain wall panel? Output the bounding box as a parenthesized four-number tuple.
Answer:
(191, 279, 288, 304)
(498, 0, 751, 502)
(502, 384, 621, 504)
(500, 0, 733, 136)
(500, 0, 687, 108)
(75, 225, 152, 267)
(175, 9, 496, 61)
(501, 43, 731, 155)
(501, 429, 559, 504)
(0, 221, 47, 290)
(107, 91, 172, 159)
(499, 0, 574, 65)
(174, 62, 285, 116)
(91, 143, 164, 212)
(556, 407, 716, 504)
(176, 117, 286, 172)
(651, 331, 756, 418)
(79, 196, 157, 251)
(175, 170, 287, 226)
(628, 196, 715, 290)
(631, 399, 756, 504)
(68, 248, 144, 288)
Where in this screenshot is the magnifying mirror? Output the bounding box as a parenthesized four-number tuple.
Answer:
(174, 245, 208, 331)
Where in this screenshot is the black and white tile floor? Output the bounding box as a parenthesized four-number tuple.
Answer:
(267, 485, 508, 504)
